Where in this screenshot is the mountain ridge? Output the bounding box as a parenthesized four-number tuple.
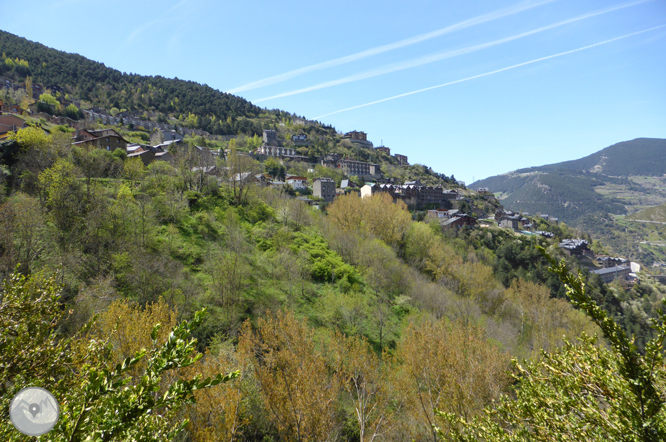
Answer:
(471, 138, 666, 224)
(512, 138, 666, 177)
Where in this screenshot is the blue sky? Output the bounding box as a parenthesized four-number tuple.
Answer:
(2, 0, 665, 184)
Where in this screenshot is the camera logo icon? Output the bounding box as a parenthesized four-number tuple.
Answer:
(9, 387, 60, 436)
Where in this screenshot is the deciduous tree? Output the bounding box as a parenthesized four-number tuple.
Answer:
(397, 319, 509, 441)
(238, 311, 341, 441)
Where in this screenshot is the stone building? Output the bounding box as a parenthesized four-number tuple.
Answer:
(394, 154, 408, 165)
(263, 130, 278, 146)
(591, 265, 631, 283)
(558, 239, 590, 256)
(258, 146, 296, 156)
(72, 128, 128, 152)
(344, 130, 367, 141)
(313, 177, 336, 202)
(339, 159, 378, 176)
(259, 129, 296, 156)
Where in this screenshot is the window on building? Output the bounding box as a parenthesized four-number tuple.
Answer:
(107, 146, 110, 151)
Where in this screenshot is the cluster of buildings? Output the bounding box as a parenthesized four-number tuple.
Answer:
(257, 129, 410, 173)
(555, 237, 638, 283)
(359, 180, 460, 209)
(320, 153, 379, 177)
(495, 210, 537, 231)
(0, 99, 20, 115)
(493, 210, 563, 232)
(257, 130, 307, 161)
(343, 130, 409, 165)
(425, 208, 477, 228)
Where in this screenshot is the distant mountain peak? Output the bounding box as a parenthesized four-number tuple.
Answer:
(471, 138, 666, 226)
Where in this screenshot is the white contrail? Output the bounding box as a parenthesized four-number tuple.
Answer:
(254, 0, 652, 103)
(227, 0, 554, 94)
(313, 25, 666, 120)
(123, 0, 193, 45)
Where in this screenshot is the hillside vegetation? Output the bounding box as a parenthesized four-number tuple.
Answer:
(628, 202, 666, 222)
(2, 125, 666, 440)
(473, 138, 666, 222)
(3, 32, 666, 440)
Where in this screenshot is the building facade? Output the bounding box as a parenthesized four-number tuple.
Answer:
(591, 265, 631, 283)
(72, 128, 128, 151)
(313, 177, 336, 202)
(258, 145, 296, 156)
(394, 154, 408, 165)
(286, 175, 308, 189)
(263, 130, 278, 146)
(344, 130, 367, 141)
(0, 114, 26, 136)
(339, 159, 378, 176)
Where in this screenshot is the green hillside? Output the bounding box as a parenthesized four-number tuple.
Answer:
(4, 123, 666, 440)
(495, 169, 628, 220)
(627, 202, 666, 222)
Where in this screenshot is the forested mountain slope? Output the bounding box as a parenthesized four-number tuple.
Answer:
(518, 138, 666, 176)
(471, 138, 666, 224)
(0, 30, 270, 134)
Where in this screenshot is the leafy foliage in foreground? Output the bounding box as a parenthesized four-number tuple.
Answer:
(438, 248, 666, 441)
(0, 271, 239, 441)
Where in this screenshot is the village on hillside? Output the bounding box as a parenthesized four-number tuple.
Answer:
(0, 76, 639, 284)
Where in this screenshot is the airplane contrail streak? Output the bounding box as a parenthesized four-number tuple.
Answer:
(313, 25, 666, 120)
(227, 0, 554, 94)
(254, 0, 651, 103)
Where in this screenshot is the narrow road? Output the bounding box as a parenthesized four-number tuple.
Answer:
(628, 219, 666, 225)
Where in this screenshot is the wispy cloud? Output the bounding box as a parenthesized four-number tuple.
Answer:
(227, 0, 554, 94)
(254, 0, 652, 103)
(123, 0, 193, 46)
(313, 24, 666, 120)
